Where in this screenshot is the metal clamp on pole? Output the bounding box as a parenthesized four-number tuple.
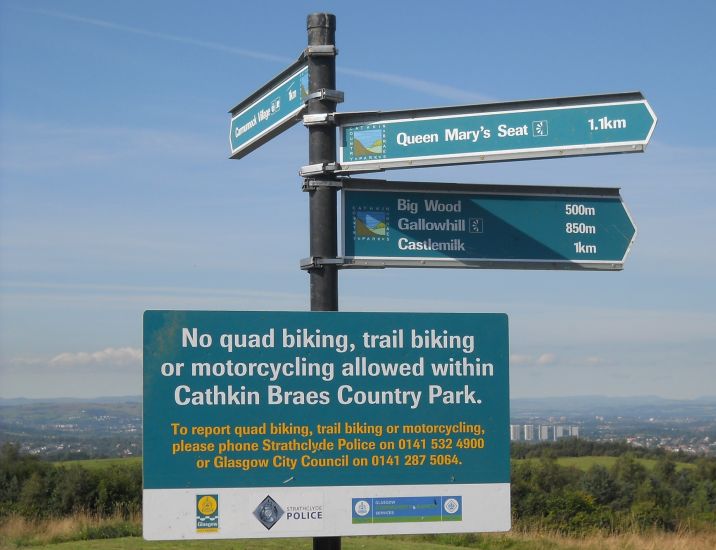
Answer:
(304, 45, 338, 57)
(304, 89, 345, 104)
(302, 179, 343, 192)
(303, 113, 336, 126)
(300, 256, 345, 270)
(299, 163, 338, 177)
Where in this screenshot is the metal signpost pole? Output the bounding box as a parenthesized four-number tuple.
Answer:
(307, 13, 339, 313)
(306, 12, 341, 550)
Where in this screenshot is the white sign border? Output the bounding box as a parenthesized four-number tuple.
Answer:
(144, 482, 511, 540)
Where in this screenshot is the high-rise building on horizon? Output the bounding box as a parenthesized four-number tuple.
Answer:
(524, 424, 535, 441)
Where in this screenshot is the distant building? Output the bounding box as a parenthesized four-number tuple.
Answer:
(552, 425, 580, 440)
(523, 424, 535, 441)
(510, 423, 579, 443)
(554, 425, 567, 439)
(539, 425, 551, 441)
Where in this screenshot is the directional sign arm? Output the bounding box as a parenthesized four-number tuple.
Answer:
(340, 181, 637, 271)
(228, 57, 310, 159)
(335, 92, 657, 173)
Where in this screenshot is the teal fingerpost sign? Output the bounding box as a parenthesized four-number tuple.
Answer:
(143, 311, 509, 490)
(339, 97, 656, 172)
(229, 64, 308, 158)
(343, 187, 636, 269)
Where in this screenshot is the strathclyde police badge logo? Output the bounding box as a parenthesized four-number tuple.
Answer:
(196, 494, 219, 532)
(253, 495, 284, 530)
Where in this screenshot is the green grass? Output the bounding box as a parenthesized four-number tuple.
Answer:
(9, 533, 716, 550)
(555, 456, 695, 472)
(55, 457, 141, 470)
(1, 536, 305, 550)
(511, 455, 695, 472)
(0, 534, 575, 550)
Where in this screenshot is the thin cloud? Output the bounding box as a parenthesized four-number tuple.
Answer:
(510, 353, 559, 367)
(510, 354, 533, 367)
(0, 121, 217, 172)
(24, 8, 489, 103)
(49, 347, 142, 367)
(337, 67, 491, 103)
(536, 353, 558, 366)
(2, 280, 305, 301)
(24, 8, 293, 64)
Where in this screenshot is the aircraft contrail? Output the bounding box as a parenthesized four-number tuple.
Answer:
(25, 8, 491, 103)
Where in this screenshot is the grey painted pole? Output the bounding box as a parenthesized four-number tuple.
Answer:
(307, 12, 341, 550)
(307, 13, 338, 313)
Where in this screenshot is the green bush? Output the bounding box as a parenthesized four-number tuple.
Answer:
(510, 444, 716, 534)
(0, 443, 141, 520)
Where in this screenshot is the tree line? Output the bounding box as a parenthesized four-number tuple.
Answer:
(512, 438, 701, 462)
(1, 441, 715, 534)
(513, 442, 716, 533)
(0, 444, 140, 518)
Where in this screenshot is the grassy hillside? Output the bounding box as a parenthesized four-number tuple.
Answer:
(511, 455, 697, 472)
(57, 457, 142, 470)
(5, 532, 716, 550)
(555, 455, 695, 471)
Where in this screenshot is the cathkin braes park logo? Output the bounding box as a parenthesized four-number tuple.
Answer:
(352, 127, 385, 159)
(196, 494, 219, 532)
(354, 207, 389, 240)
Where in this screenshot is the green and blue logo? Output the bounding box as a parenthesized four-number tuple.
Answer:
(196, 494, 219, 533)
(354, 207, 389, 240)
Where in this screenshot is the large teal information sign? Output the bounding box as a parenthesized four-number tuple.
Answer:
(143, 311, 510, 539)
(337, 92, 656, 172)
(342, 182, 636, 270)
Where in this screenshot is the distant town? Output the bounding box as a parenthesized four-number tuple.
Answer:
(511, 423, 580, 442)
(0, 398, 142, 460)
(1, 395, 714, 459)
(510, 395, 716, 456)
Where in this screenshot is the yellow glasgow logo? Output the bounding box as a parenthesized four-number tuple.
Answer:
(197, 495, 218, 516)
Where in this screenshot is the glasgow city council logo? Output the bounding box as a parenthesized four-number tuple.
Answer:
(444, 498, 460, 515)
(196, 494, 219, 532)
(354, 499, 371, 517)
(253, 495, 284, 530)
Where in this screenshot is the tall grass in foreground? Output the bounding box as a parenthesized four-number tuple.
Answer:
(3, 519, 716, 550)
(510, 530, 716, 550)
(0, 511, 141, 547)
(413, 530, 716, 550)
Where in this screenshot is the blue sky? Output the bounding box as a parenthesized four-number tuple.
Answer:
(1, 1, 714, 399)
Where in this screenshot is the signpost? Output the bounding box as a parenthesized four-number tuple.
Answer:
(143, 310, 510, 540)
(229, 59, 309, 159)
(204, 10, 658, 549)
(336, 93, 656, 173)
(341, 181, 636, 270)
